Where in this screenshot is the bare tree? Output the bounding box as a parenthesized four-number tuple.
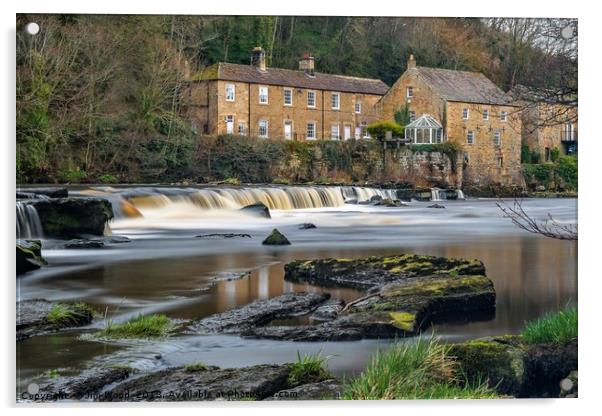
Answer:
(497, 199, 577, 240)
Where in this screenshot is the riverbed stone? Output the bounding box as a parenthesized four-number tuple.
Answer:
(240, 202, 271, 218)
(309, 299, 345, 323)
(39, 367, 133, 400)
(101, 364, 294, 401)
(298, 223, 317, 230)
(30, 197, 113, 238)
(62, 239, 106, 249)
(189, 292, 329, 334)
(196, 233, 252, 239)
(17, 299, 95, 341)
(17, 240, 46, 275)
(262, 228, 291, 245)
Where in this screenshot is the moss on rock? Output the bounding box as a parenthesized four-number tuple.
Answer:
(262, 228, 291, 245)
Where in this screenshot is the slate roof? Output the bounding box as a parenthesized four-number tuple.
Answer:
(191, 62, 390, 95)
(412, 66, 513, 106)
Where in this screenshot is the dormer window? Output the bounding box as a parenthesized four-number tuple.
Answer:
(407, 86, 413, 98)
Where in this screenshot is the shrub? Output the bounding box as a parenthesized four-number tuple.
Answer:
(522, 306, 577, 345)
(46, 302, 93, 326)
(184, 362, 208, 372)
(343, 336, 498, 400)
(97, 314, 174, 339)
(555, 155, 578, 190)
(287, 351, 331, 386)
(521, 145, 531, 163)
(367, 120, 404, 140)
(98, 174, 118, 184)
(550, 147, 560, 162)
(58, 169, 87, 183)
(523, 163, 553, 183)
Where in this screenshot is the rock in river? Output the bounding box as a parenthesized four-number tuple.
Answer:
(17, 239, 46, 275)
(30, 197, 113, 238)
(17, 299, 95, 341)
(262, 228, 291, 245)
(298, 223, 317, 230)
(240, 202, 271, 219)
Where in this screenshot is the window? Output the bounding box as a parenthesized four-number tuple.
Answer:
(493, 130, 502, 147)
(361, 122, 369, 138)
(307, 90, 316, 108)
(407, 86, 413, 98)
(331, 92, 340, 110)
(409, 111, 416, 122)
(225, 84, 235, 101)
(355, 102, 362, 114)
(500, 111, 508, 122)
(306, 122, 316, 139)
(258, 120, 268, 138)
(237, 122, 246, 135)
(462, 108, 470, 120)
(331, 124, 340, 140)
(259, 86, 268, 104)
(497, 157, 504, 168)
(283, 88, 293, 106)
(467, 131, 475, 144)
(483, 109, 489, 120)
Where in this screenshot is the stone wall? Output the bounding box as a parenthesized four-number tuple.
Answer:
(394, 149, 462, 188)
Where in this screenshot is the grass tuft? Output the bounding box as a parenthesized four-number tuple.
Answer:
(522, 306, 577, 345)
(343, 336, 498, 400)
(184, 362, 208, 372)
(46, 302, 92, 326)
(287, 351, 331, 386)
(97, 314, 174, 339)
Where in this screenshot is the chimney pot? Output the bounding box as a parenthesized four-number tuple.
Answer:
(407, 54, 416, 69)
(251, 47, 267, 71)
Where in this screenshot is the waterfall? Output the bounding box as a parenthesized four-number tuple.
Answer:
(16, 202, 44, 239)
(430, 188, 447, 201)
(341, 187, 397, 202)
(457, 190, 465, 200)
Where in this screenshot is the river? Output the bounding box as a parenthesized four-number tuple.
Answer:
(16, 186, 577, 392)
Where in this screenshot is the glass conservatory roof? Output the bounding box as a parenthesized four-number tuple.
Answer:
(405, 114, 442, 129)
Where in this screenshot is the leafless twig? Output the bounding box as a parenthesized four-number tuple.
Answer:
(497, 199, 577, 240)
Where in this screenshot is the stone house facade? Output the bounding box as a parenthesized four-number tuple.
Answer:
(186, 48, 387, 141)
(186, 49, 523, 186)
(507, 86, 578, 161)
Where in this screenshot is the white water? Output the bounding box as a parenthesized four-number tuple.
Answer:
(16, 202, 44, 239)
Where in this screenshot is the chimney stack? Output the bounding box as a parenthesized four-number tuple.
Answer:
(251, 47, 267, 71)
(407, 54, 416, 69)
(299, 53, 315, 76)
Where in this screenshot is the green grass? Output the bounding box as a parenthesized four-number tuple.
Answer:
(287, 351, 331, 386)
(184, 362, 208, 372)
(343, 336, 498, 400)
(522, 306, 577, 345)
(46, 302, 92, 326)
(97, 314, 174, 339)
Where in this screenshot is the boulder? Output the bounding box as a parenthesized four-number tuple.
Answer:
(369, 195, 383, 203)
(30, 197, 113, 238)
(17, 299, 95, 341)
(559, 370, 578, 398)
(196, 233, 252, 239)
(374, 198, 405, 207)
(298, 223, 317, 230)
(62, 239, 105, 249)
(39, 367, 133, 400)
(309, 299, 345, 323)
(427, 203, 446, 209)
(396, 188, 415, 202)
(17, 240, 46, 275)
(450, 336, 578, 398)
(262, 229, 291, 245)
(17, 187, 68, 199)
(240, 203, 271, 219)
(268, 379, 343, 400)
(189, 292, 329, 334)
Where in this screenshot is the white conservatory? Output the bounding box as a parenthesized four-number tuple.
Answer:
(404, 114, 444, 144)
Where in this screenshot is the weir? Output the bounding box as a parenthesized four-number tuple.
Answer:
(16, 202, 44, 239)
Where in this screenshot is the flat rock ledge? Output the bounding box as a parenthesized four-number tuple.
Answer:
(242, 254, 495, 341)
(17, 299, 94, 341)
(450, 335, 578, 398)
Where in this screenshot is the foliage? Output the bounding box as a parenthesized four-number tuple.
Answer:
(530, 150, 541, 164)
(98, 174, 118, 184)
(367, 120, 404, 140)
(184, 362, 208, 372)
(287, 351, 331, 386)
(522, 306, 577, 345)
(46, 303, 91, 326)
(523, 163, 553, 183)
(343, 336, 498, 399)
(97, 314, 174, 339)
(521, 145, 531, 164)
(409, 141, 462, 162)
(58, 169, 87, 184)
(523, 155, 577, 191)
(394, 105, 411, 126)
(550, 147, 560, 162)
(556, 155, 578, 190)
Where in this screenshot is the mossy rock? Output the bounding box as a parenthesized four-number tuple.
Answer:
(17, 239, 46, 275)
(262, 229, 291, 245)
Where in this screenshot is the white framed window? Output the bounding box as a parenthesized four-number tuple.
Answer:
(225, 83, 235, 102)
(283, 88, 293, 106)
(467, 131, 475, 144)
(407, 86, 413, 98)
(258, 120, 268, 138)
(331, 124, 340, 140)
(493, 130, 502, 147)
(355, 102, 362, 114)
(500, 111, 508, 122)
(462, 108, 469, 120)
(306, 122, 316, 139)
(409, 111, 416, 122)
(237, 122, 246, 135)
(483, 109, 489, 120)
(331, 92, 340, 110)
(307, 90, 316, 108)
(258, 86, 268, 104)
(361, 121, 369, 138)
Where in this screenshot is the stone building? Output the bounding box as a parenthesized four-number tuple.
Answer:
(186, 49, 524, 186)
(186, 47, 388, 140)
(376, 55, 523, 186)
(507, 85, 578, 161)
